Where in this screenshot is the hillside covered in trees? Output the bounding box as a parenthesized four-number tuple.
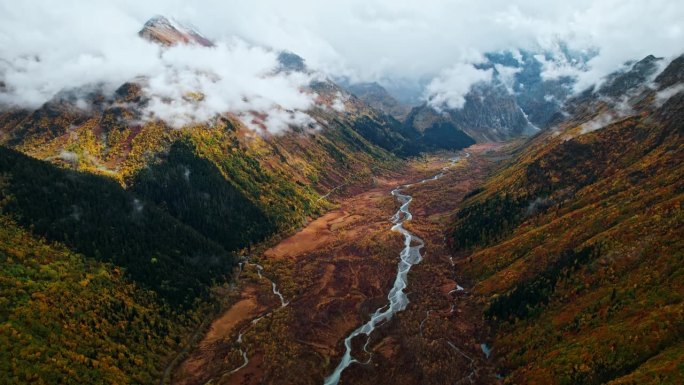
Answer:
(0, 213, 206, 384)
(448, 55, 684, 384)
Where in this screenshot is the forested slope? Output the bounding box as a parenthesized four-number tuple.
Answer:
(448, 56, 684, 384)
(0, 47, 417, 385)
(0, 215, 208, 384)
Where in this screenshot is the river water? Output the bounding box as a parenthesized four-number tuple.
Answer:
(324, 154, 464, 385)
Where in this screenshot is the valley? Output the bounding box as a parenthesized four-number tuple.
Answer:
(170, 145, 506, 385)
(1, 6, 683, 385)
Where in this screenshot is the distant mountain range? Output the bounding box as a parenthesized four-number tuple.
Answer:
(344, 46, 595, 142)
(449, 52, 683, 385)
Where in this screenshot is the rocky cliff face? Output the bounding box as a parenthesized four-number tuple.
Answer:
(484, 49, 581, 129)
(597, 55, 663, 97)
(447, 80, 538, 141)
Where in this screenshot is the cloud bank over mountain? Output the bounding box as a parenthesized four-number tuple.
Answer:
(0, 0, 682, 128)
(424, 64, 493, 110)
(0, 2, 325, 132)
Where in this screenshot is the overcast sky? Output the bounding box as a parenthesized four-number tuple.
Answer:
(124, 0, 683, 83)
(0, 0, 682, 128)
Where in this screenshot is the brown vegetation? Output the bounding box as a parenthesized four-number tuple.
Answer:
(173, 145, 509, 385)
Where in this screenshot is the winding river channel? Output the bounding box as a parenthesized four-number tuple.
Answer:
(324, 153, 466, 385)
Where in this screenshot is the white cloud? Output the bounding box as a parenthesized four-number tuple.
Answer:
(536, 53, 583, 81)
(58, 150, 79, 164)
(424, 63, 493, 110)
(580, 113, 616, 134)
(330, 92, 348, 112)
(0, 0, 683, 125)
(580, 96, 634, 134)
(654, 83, 684, 106)
(191, 0, 682, 92)
(138, 39, 320, 131)
(0, 1, 320, 133)
(494, 64, 522, 94)
(563, 0, 684, 91)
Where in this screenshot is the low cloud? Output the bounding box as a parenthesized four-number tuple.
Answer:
(580, 96, 634, 134)
(494, 64, 522, 94)
(654, 83, 684, 106)
(138, 39, 321, 131)
(58, 150, 80, 164)
(536, 54, 586, 83)
(0, 2, 321, 133)
(423, 63, 493, 110)
(580, 112, 617, 134)
(330, 92, 349, 112)
(0, 0, 682, 126)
